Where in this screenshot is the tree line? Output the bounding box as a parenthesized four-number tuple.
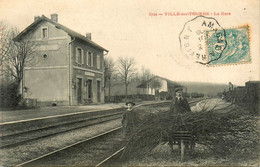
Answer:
(104, 56, 155, 99)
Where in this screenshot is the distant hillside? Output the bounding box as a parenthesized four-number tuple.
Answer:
(178, 81, 229, 97)
(105, 80, 229, 97)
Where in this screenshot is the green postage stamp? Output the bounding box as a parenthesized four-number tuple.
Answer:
(206, 26, 251, 66)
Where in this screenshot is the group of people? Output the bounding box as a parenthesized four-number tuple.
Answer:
(121, 87, 191, 140)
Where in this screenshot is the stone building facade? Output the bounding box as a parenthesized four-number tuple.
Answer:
(14, 14, 108, 106)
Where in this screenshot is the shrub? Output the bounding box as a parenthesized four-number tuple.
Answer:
(0, 82, 20, 108)
(121, 105, 259, 161)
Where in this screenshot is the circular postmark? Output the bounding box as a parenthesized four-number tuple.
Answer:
(179, 16, 227, 65)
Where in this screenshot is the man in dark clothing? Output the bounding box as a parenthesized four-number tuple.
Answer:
(169, 87, 192, 153)
(170, 87, 191, 114)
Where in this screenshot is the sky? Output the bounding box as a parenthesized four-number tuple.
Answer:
(0, 0, 259, 86)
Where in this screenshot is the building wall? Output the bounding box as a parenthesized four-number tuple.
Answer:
(70, 39, 105, 104)
(160, 80, 168, 92)
(144, 79, 168, 95)
(31, 21, 69, 67)
(22, 20, 106, 105)
(23, 68, 68, 105)
(70, 69, 104, 104)
(22, 21, 70, 105)
(148, 86, 155, 95)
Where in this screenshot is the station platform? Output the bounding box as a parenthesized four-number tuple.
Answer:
(0, 101, 165, 124)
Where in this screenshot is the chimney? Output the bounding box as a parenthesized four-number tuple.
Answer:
(86, 33, 91, 40)
(51, 13, 58, 22)
(34, 16, 40, 22)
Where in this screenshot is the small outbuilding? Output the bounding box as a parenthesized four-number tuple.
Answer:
(137, 76, 185, 100)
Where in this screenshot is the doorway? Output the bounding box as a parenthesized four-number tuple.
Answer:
(87, 79, 92, 101)
(77, 78, 82, 104)
(97, 80, 101, 102)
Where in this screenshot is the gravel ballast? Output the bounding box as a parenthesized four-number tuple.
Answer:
(0, 119, 121, 166)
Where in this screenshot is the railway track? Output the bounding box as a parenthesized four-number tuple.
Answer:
(0, 112, 123, 148)
(12, 99, 202, 166)
(97, 99, 202, 166)
(16, 127, 124, 166)
(1, 101, 174, 149)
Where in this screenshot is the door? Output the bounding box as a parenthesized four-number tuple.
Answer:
(77, 78, 82, 104)
(87, 79, 92, 100)
(97, 80, 101, 102)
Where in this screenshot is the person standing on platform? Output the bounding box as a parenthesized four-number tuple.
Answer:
(121, 101, 139, 140)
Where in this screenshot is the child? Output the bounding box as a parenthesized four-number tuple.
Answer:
(121, 101, 138, 140)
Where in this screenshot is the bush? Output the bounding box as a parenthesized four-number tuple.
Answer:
(0, 82, 20, 108)
(121, 105, 259, 161)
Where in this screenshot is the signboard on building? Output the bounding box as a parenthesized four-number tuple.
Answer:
(85, 71, 95, 77)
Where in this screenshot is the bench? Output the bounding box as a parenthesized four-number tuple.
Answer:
(170, 131, 195, 162)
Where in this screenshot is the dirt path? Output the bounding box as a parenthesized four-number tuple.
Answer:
(191, 98, 233, 112)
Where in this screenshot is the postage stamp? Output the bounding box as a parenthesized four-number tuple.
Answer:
(206, 26, 251, 66)
(179, 16, 227, 65)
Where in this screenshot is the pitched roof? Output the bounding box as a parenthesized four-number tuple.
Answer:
(13, 15, 108, 52)
(137, 75, 182, 88)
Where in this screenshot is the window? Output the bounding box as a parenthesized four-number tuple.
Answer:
(77, 48, 81, 64)
(42, 54, 48, 59)
(97, 55, 100, 69)
(42, 27, 48, 38)
(88, 51, 93, 66)
(76, 47, 83, 65)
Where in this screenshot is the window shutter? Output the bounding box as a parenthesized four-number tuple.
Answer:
(76, 47, 78, 64)
(88, 52, 91, 66)
(81, 50, 84, 65)
(97, 55, 100, 69)
(91, 53, 93, 66)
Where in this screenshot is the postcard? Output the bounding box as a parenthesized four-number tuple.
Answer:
(0, 0, 259, 166)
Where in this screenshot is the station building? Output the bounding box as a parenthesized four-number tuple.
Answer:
(105, 76, 184, 101)
(105, 75, 230, 102)
(14, 14, 108, 106)
(137, 76, 184, 100)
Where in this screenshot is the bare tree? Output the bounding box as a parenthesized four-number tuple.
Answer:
(150, 77, 162, 90)
(131, 72, 141, 82)
(0, 21, 12, 74)
(140, 66, 153, 82)
(104, 57, 116, 99)
(117, 57, 136, 98)
(138, 66, 153, 93)
(3, 27, 37, 94)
